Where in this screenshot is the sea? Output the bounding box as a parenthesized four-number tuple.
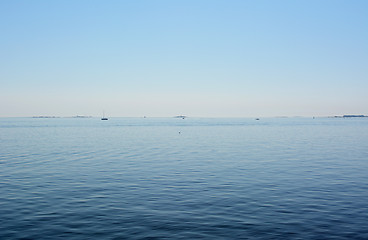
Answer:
(1, 117, 368, 239)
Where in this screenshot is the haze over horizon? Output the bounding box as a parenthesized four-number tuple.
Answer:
(1, 0, 368, 118)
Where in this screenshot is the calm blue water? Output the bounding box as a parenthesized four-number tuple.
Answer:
(1, 117, 368, 239)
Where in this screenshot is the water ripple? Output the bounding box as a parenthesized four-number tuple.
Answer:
(1, 118, 368, 239)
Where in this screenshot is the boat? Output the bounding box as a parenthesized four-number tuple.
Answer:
(101, 111, 108, 120)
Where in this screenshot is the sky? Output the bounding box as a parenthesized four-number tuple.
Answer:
(1, 0, 368, 117)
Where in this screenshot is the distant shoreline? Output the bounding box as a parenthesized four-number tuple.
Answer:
(32, 116, 92, 118)
(0, 115, 367, 119)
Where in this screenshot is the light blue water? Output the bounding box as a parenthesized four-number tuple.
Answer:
(1, 117, 368, 239)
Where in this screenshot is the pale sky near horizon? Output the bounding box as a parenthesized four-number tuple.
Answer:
(1, 0, 368, 117)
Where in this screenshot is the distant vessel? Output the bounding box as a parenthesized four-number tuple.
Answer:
(101, 111, 108, 120)
(174, 115, 186, 119)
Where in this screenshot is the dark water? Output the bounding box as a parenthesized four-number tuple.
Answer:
(1, 117, 368, 239)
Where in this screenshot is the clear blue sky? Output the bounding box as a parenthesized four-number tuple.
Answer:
(1, 0, 367, 117)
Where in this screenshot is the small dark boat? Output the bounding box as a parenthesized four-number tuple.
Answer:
(101, 111, 108, 120)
